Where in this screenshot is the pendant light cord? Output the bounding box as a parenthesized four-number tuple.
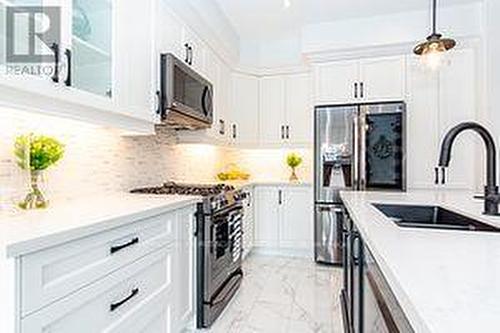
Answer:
(432, 0, 437, 35)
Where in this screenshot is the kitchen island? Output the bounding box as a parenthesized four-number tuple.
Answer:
(340, 190, 500, 332)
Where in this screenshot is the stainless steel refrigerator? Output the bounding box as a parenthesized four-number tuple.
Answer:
(314, 102, 406, 264)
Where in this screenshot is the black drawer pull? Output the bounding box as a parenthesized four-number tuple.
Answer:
(110, 237, 139, 254)
(110, 288, 139, 312)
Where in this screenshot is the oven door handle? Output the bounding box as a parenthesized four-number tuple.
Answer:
(208, 271, 243, 307)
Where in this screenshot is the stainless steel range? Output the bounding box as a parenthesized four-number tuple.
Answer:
(131, 182, 244, 328)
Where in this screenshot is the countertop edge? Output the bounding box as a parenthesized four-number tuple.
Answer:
(5, 197, 201, 258)
(340, 191, 433, 333)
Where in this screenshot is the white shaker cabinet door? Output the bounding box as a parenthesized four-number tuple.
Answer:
(259, 76, 286, 145)
(175, 207, 195, 330)
(280, 187, 313, 256)
(438, 48, 477, 190)
(286, 73, 313, 145)
(313, 60, 359, 104)
(114, 0, 155, 122)
(254, 186, 280, 249)
(359, 55, 406, 102)
(232, 72, 260, 145)
(406, 55, 440, 189)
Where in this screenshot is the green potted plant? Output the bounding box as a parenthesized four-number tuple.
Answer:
(286, 152, 303, 183)
(14, 134, 64, 209)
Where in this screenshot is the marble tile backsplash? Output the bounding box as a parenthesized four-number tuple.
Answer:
(0, 108, 312, 210)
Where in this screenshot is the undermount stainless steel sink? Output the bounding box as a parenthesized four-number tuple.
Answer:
(373, 203, 500, 232)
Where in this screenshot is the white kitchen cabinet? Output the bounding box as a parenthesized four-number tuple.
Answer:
(254, 186, 280, 249)
(231, 72, 260, 145)
(313, 56, 406, 104)
(360, 56, 406, 102)
(254, 185, 313, 257)
(242, 187, 255, 259)
(155, 1, 185, 61)
(259, 76, 286, 145)
(22, 247, 174, 333)
(406, 48, 477, 190)
(174, 207, 195, 330)
(114, 0, 155, 121)
(17, 205, 197, 333)
(259, 73, 312, 146)
(286, 73, 313, 145)
(280, 187, 313, 254)
(313, 60, 359, 104)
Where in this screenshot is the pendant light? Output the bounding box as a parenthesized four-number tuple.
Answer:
(413, 0, 456, 70)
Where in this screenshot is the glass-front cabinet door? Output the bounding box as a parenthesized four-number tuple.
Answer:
(0, 0, 113, 98)
(69, 0, 112, 97)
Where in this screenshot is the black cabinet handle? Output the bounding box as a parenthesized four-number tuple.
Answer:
(110, 237, 139, 254)
(64, 48, 72, 87)
(354, 82, 358, 99)
(441, 167, 446, 185)
(110, 288, 139, 312)
(278, 189, 282, 205)
(434, 167, 439, 185)
(155, 90, 162, 115)
(360, 82, 364, 98)
(50, 42, 59, 83)
(232, 124, 237, 139)
(188, 46, 193, 65)
(286, 125, 290, 139)
(184, 43, 189, 63)
(281, 125, 285, 140)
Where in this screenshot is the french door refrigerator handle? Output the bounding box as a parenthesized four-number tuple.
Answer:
(358, 107, 368, 190)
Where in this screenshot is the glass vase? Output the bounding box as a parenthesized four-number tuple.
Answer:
(19, 170, 48, 209)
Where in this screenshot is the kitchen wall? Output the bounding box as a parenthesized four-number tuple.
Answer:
(0, 108, 227, 209)
(0, 108, 308, 211)
(224, 148, 313, 183)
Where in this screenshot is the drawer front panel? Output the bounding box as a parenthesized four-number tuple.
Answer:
(22, 246, 173, 333)
(21, 212, 176, 315)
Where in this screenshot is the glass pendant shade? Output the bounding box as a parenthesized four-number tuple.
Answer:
(413, 0, 456, 70)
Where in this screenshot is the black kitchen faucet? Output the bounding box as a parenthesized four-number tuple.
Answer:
(437, 122, 500, 216)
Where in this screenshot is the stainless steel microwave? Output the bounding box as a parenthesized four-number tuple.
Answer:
(158, 53, 213, 129)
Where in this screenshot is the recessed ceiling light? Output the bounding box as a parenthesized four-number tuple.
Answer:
(284, 0, 291, 9)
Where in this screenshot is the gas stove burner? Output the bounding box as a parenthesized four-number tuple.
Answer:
(130, 181, 235, 197)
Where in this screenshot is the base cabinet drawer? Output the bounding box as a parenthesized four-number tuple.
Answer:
(21, 212, 175, 316)
(21, 246, 174, 333)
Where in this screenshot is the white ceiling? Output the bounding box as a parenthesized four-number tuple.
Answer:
(214, 0, 480, 40)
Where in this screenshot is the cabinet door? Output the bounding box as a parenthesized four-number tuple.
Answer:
(438, 49, 477, 190)
(254, 186, 280, 249)
(359, 56, 406, 102)
(286, 73, 313, 145)
(313, 60, 359, 104)
(68, 0, 113, 98)
(155, 2, 184, 60)
(259, 76, 286, 145)
(280, 187, 313, 255)
(406, 55, 440, 189)
(218, 61, 232, 142)
(232, 72, 259, 145)
(175, 207, 195, 329)
(182, 26, 205, 74)
(114, 0, 154, 121)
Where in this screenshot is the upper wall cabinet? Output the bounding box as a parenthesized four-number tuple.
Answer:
(259, 73, 312, 146)
(230, 72, 259, 146)
(313, 55, 406, 105)
(406, 48, 477, 190)
(0, 0, 156, 133)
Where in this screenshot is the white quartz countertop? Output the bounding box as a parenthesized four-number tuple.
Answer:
(0, 192, 201, 258)
(340, 190, 500, 333)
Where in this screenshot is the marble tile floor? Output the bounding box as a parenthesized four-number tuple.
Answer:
(196, 254, 344, 333)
